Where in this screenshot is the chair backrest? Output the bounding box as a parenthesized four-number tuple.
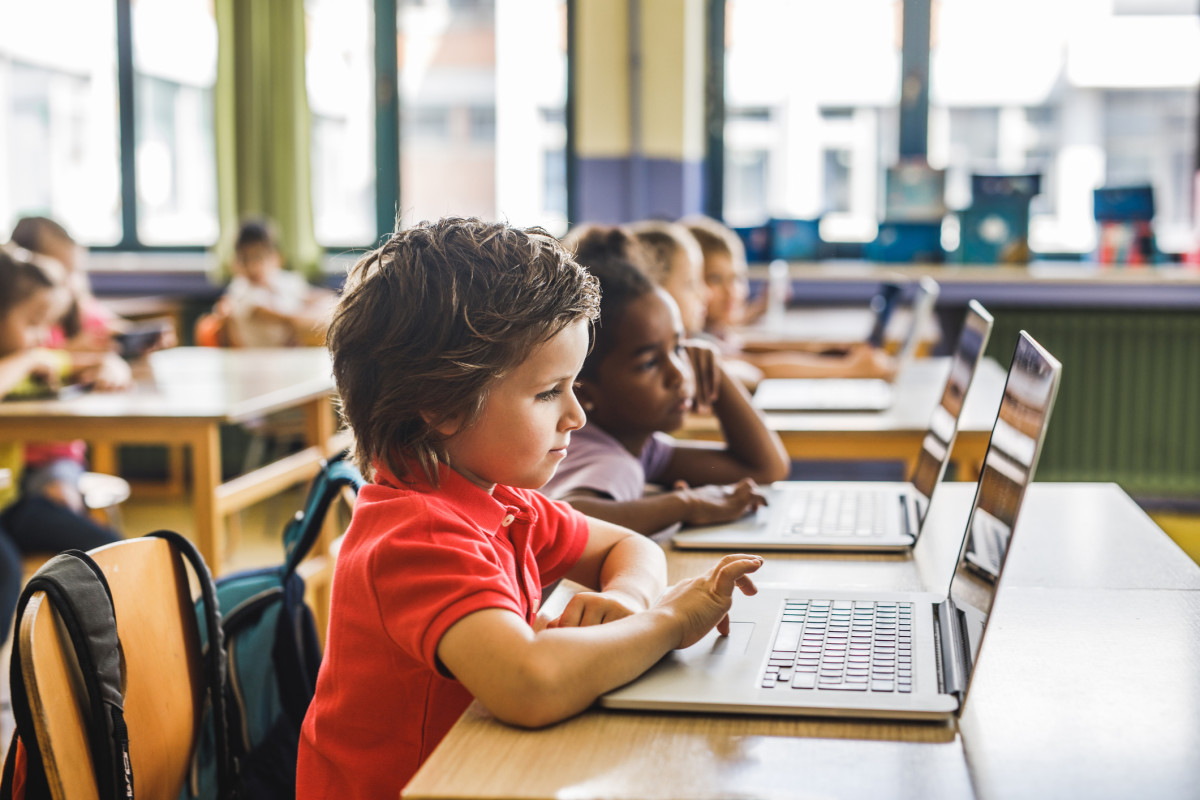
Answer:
(18, 537, 204, 800)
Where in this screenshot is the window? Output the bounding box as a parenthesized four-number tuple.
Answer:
(0, 0, 218, 249)
(306, 0, 376, 247)
(723, 0, 898, 242)
(395, 0, 569, 234)
(0, 0, 122, 244)
(930, 0, 1200, 253)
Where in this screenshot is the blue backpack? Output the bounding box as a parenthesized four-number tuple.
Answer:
(181, 451, 364, 800)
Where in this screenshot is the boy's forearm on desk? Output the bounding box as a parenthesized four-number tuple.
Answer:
(439, 606, 683, 728)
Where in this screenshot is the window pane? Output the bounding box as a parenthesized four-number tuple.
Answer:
(930, 0, 1200, 253)
(307, 0, 376, 246)
(132, 0, 218, 245)
(724, 0, 898, 242)
(397, 0, 568, 235)
(0, 0, 122, 245)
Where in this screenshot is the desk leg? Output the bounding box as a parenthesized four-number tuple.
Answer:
(90, 442, 117, 476)
(190, 424, 224, 574)
(305, 395, 336, 455)
(304, 396, 341, 553)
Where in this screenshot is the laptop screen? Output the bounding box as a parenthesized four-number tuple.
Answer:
(908, 301, 994, 521)
(893, 276, 941, 368)
(947, 332, 1062, 660)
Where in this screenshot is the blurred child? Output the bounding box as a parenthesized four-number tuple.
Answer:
(629, 219, 711, 337)
(682, 214, 895, 380)
(539, 225, 790, 537)
(219, 219, 333, 347)
(0, 244, 123, 645)
(10, 216, 136, 511)
(298, 217, 763, 797)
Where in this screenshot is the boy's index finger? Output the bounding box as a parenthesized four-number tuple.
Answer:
(711, 555, 764, 597)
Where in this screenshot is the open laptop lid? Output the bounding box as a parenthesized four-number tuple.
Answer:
(945, 331, 1062, 701)
(864, 282, 903, 348)
(893, 276, 940, 371)
(907, 300, 994, 531)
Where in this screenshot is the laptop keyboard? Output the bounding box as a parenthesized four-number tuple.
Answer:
(761, 600, 913, 692)
(782, 491, 888, 538)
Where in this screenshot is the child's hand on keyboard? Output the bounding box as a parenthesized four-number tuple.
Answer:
(656, 553, 763, 647)
(674, 478, 767, 526)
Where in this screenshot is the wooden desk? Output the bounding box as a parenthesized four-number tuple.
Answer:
(678, 357, 1006, 480)
(739, 306, 940, 354)
(0, 347, 339, 572)
(404, 483, 1200, 800)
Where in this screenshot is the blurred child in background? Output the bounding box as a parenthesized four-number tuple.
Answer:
(540, 225, 789, 538)
(0, 244, 123, 645)
(682, 215, 894, 381)
(215, 219, 334, 348)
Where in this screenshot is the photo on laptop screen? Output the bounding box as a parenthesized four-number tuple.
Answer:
(603, 331, 1061, 721)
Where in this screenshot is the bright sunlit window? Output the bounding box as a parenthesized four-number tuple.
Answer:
(396, 0, 568, 235)
(307, 0, 376, 246)
(929, 0, 1199, 253)
(0, 0, 122, 244)
(723, 0, 899, 242)
(132, 0, 219, 246)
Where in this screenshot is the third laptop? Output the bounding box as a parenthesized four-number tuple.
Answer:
(674, 300, 994, 553)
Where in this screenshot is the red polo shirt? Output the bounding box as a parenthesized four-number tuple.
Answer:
(296, 462, 589, 798)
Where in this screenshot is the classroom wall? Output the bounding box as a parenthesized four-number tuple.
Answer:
(574, 0, 707, 223)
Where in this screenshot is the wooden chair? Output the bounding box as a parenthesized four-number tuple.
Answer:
(16, 537, 204, 800)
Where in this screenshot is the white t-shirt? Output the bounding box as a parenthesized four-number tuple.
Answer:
(226, 270, 311, 347)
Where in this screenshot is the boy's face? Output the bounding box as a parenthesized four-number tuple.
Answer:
(661, 248, 710, 337)
(703, 250, 748, 330)
(577, 288, 695, 437)
(439, 318, 589, 492)
(236, 242, 281, 284)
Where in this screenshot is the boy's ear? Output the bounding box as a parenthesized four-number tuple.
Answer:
(420, 409, 462, 438)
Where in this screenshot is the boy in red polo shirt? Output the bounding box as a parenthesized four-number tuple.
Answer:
(297, 218, 763, 798)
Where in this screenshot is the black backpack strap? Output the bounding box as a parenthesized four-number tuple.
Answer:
(282, 450, 365, 577)
(7, 551, 132, 800)
(147, 530, 239, 799)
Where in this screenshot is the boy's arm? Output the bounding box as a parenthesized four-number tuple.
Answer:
(436, 553, 762, 728)
(663, 365, 790, 488)
(546, 515, 666, 627)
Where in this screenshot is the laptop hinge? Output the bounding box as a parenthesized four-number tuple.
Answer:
(899, 495, 913, 539)
(934, 599, 967, 700)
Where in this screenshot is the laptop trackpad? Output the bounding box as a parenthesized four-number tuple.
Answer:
(672, 622, 755, 664)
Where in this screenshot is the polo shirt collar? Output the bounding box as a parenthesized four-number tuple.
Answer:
(374, 459, 535, 533)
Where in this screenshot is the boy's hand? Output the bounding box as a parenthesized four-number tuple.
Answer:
(674, 478, 768, 526)
(546, 589, 643, 629)
(683, 340, 722, 413)
(657, 553, 763, 648)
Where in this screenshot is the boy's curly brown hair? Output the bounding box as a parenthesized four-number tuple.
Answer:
(329, 217, 600, 485)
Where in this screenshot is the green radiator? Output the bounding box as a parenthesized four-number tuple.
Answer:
(985, 309, 1200, 498)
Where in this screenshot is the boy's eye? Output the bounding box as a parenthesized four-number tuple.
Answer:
(536, 387, 563, 402)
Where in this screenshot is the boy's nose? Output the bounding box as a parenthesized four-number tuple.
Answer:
(563, 390, 586, 431)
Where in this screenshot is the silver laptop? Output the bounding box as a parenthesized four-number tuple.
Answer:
(603, 331, 1061, 720)
(675, 300, 993, 552)
(752, 276, 941, 412)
